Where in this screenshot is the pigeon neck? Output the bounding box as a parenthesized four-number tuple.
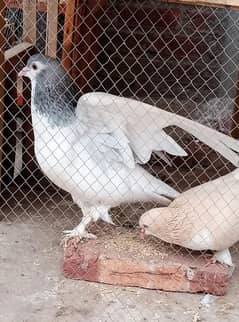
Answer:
(32, 76, 80, 127)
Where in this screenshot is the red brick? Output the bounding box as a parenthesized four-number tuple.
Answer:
(63, 233, 231, 295)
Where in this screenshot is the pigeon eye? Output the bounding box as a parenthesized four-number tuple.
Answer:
(32, 63, 37, 70)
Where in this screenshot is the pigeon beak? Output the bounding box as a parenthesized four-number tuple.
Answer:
(18, 66, 30, 78)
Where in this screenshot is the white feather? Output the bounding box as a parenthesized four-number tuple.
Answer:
(79, 92, 239, 166)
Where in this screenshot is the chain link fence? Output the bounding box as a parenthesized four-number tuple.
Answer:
(1, 0, 239, 321)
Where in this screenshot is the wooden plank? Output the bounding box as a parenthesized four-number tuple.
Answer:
(4, 0, 239, 10)
(22, 0, 37, 44)
(5, 0, 66, 14)
(164, 0, 239, 9)
(62, 0, 91, 89)
(71, 0, 88, 89)
(0, 0, 5, 188)
(62, 0, 107, 91)
(62, 0, 76, 70)
(4, 42, 33, 61)
(45, 0, 59, 58)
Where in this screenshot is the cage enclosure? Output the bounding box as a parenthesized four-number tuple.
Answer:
(1, 0, 239, 320)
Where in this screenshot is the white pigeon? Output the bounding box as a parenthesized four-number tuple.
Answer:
(139, 169, 239, 266)
(18, 54, 239, 241)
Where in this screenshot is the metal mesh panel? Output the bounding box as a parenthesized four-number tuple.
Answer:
(1, 0, 239, 321)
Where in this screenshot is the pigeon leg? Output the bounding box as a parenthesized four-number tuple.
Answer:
(62, 208, 97, 247)
(62, 204, 114, 247)
(63, 215, 96, 239)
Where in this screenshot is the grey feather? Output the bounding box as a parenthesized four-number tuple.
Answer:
(28, 54, 81, 126)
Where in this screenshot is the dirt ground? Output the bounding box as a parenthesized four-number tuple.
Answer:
(1, 193, 239, 322)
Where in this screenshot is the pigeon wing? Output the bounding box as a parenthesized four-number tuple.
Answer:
(74, 103, 136, 169)
(77, 92, 239, 167)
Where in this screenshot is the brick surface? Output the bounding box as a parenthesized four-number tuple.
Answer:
(63, 232, 231, 296)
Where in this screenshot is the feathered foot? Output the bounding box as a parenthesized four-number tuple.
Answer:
(61, 205, 112, 248)
(62, 228, 97, 248)
(61, 217, 97, 249)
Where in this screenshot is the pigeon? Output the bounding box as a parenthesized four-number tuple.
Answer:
(139, 169, 239, 266)
(18, 54, 239, 241)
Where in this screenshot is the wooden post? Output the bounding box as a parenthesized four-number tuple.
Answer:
(62, 0, 107, 92)
(62, 0, 76, 70)
(45, 0, 58, 57)
(0, 0, 5, 188)
(70, 0, 90, 89)
(23, 0, 37, 44)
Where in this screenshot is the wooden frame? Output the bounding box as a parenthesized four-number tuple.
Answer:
(45, 0, 59, 57)
(62, 0, 107, 92)
(4, 42, 33, 62)
(23, 0, 59, 57)
(23, 0, 37, 44)
(62, 0, 76, 70)
(0, 0, 60, 189)
(3, 0, 239, 143)
(5, 0, 65, 14)
(163, 0, 239, 9)
(5, 0, 239, 10)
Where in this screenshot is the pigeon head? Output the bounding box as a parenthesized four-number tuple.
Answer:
(18, 54, 52, 80)
(139, 210, 157, 237)
(18, 54, 81, 126)
(139, 208, 174, 239)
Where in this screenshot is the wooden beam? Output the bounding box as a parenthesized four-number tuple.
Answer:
(164, 0, 239, 9)
(4, 42, 33, 61)
(5, 0, 239, 11)
(62, 0, 107, 92)
(6, 0, 66, 14)
(62, 0, 76, 70)
(45, 0, 59, 58)
(0, 0, 5, 188)
(23, 0, 37, 44)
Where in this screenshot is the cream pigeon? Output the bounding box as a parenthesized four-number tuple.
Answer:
(18, 54, 239, 242)
(139, 169, 239, 266)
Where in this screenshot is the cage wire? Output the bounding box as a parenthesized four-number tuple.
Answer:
(1, 0, 239, 319)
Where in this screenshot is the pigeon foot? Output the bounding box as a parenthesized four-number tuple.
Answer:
(61, 229, 97, 248)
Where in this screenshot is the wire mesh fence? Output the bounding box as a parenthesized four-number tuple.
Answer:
(1, 0, 239, 320)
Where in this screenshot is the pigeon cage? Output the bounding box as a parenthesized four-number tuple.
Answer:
(1, 0, 239, 301)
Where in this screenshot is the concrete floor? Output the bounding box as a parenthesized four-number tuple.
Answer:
(1, 214, 239, 322)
